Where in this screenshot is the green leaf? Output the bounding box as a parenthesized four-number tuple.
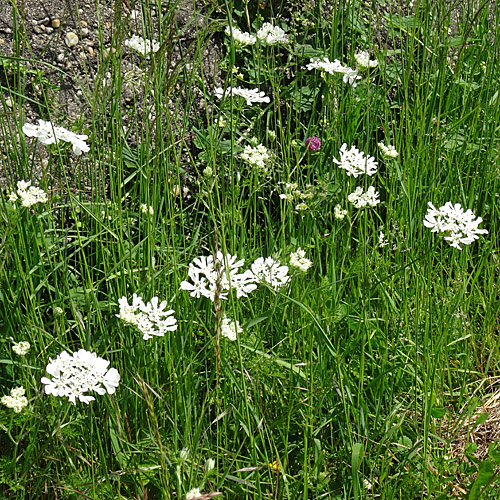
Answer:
(430, 407, 446, 418)
(468, 459, 495, 500)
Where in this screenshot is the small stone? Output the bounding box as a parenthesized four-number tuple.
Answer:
(87, 46, 94, 56)
(57, 53, 64, 62)
(45, 27, 53, 34)
(0, 39, 4, 44)
(51, 19, 60, 28)
(81, 28, 89, 37)
(65, 32, 79, 47)
(39, 24, 45, 31)
(81, 20, 87, 26)
(5, 98, 13, 108)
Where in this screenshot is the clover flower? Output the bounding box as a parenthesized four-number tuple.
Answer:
(225, 25, 256, 46)
(306, 57, 361, 86)
(241, 144, 270, 170)
(334, 204, 348, 219)
(305, 136, 321, 152)
(289, 248, 312, 272)
(348, 186, 380, 208)
(180, 252, 257, 301)
(256, 22, 289, 45)
(423, 202, 488, 249)
(41, 349, 120, 404)
(1, 386, 28, 413)
(221, 315, 243, 341)
(251, 257, 290, 290)
(12, 340, 30, 356)
(215, 86, 270, 106)
(8, 180, 48, 208)
(117, 294, 178, 340)
(333, 143, 378, 177)
(354, 51, 378, 69)
(378, 142, 398, 159)
(23, 120, 89, 155)
(124, 34, 160, 55)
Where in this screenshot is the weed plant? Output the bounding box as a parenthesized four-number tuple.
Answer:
(1, 0, 500, 498)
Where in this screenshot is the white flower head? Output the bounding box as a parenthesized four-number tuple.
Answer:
(241, 144, 270, 171)
(348, 186, 380, 209)
(378, 142, 398, 159)
(251, 257, 290, 290)
(354, 51, 378, 69)
(215, 86, 270, 106)
(23, 120, 89, 155)
(334, 204, 348, 220)
(256, 22, 289, 45)
(140, 203, 154, 216)
(334, 143, 378, 177)
(225, 25, 256, 46)
(1, 386, 28, 413)
(186, 488, 202, 499)
(117, 294, 178, 340)
(289, 248, 312, 272)
(12, 340, 31, 356)
(423, 201, 488, 249)
(41, 349, 120, 404)
(9, 180, 48, 208)
(124, 34, 160, 55)
(221, 315, 243, 341)
(306, 57, 361, 86)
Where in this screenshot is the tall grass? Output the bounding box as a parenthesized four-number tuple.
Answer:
(1, 0, 500, 498)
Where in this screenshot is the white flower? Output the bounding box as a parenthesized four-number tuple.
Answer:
(215, 86, 270, 106)
(225, 25, 256, 46)
(241, 144, 270, 170)
(306, 57, 361, 86)
(251, 257, 290, 290)
(379, 231, 389, 247)
(41, 349, 120, 404)
(256, 22, 289, 45)
(423, 202, 488, 249)
(186, 488, 202, 499)
(205, 458, 216, 472)
(23, 120, 89, 155)
(117, 294, 178, 340)
(1, 386, 28, 413)
(124, 34, 160, 55)
(180, 252, 257, 301)
(221, 315, 242, 341)
(9, 180, 48, 208)
(289, 248, 312, 272)
(348, 186, 380, 209)
(334, 144, 378, 177)
(378, 142, 398, 159)
(354, 51, 378, 69)
(334, 204, 348, 220)
(140, 203, 154, 215)
(12, 340, 30, 356)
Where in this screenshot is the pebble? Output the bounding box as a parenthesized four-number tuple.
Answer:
(5, 98, 13, 108)
(65, 32, 79, 47)
(87, 46, 94, 56)
(51, 19, 60, 28)
(57, 53, 64, 62)
(45, 27, 53, 34)
(81, 28, 89, 37)
(81, 20, 87, 26)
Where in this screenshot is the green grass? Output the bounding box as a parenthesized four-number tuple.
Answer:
(1, 0, 500, 498)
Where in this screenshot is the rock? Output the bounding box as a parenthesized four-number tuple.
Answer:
(81, 28, 89, 37)
(5, 98, 13, 108)
(65, 32, 79, 47)
(45, 27, 53, 34)
(57, 53, 64, 62)
(51, 19, 60, 28)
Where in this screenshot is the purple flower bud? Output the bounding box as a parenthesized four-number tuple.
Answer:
(305, 136, 321, 152)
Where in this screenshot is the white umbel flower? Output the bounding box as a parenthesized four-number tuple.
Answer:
(215, 86, 270, 106)
(251, 257, 290, 290)
(124, 34, 160, 55)
(9, 180, 48, 208)
(12, 340, 31, 356)
(23, 120, 89, 155)
(334, 204, 348, 220)
(221, 315, 243, 341)
(185, 488, 202, 499)
(354, 51, 378, 69)
(289, 248, 312, 272)
(241, 144, 270, 170)
(333, 143, 378, 177)
(41, 349, 120, 404)
(423, 202, 488, 249)
(225, 25, 256, 46)
(1, 386, 28, 413)
(348, 186, 380, 208)
(256, 22, 289, 45)
(306, 57, 361, 86)
(378, 142, 398, 159)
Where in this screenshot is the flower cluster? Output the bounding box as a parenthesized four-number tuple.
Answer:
(221, 315, 243, 341)
(306, 57, 361, 86)
(305, 136, 321, 152)
(334, 204, 348, 219)
(333, 143, 378, 177)
(256, 23, 289, 45)
(215, 86, 270, 106)
(12, 340, 30, 356)
(124, 35, 160, 55)
(423, 202, 488, 249)
(251, 257, 290, 290)
(1, 386, 28, 413)
(378, 142, 399, 159)
(348, 186, 380, 208)
(186, 488, 202, 499)
(117, 294, 178, 340)
(180, 252, 257, 301)
(240, 144, 270, 170)
(140, 203, 154, 216)
(225, 25, 256, 46)
(354, 51, 378, 69)
(289, 248, 312, 272)
(8, 180, 48, 208)
(41, 349, 120, 404)
(23, 120, 89, 155)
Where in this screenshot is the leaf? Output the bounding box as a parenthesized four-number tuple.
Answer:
(430, 407, 446, 418)
(468, 459, 495, 500)
(243, 310, 273, 329)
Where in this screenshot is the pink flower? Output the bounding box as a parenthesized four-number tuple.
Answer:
(305, 136, 321, 152)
